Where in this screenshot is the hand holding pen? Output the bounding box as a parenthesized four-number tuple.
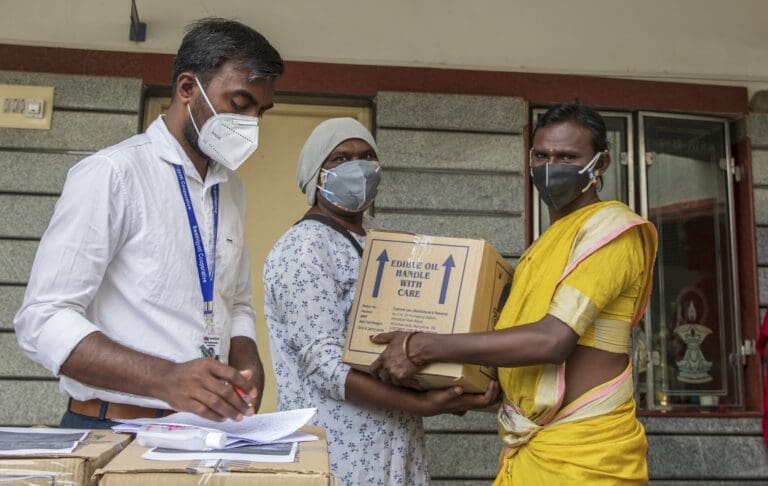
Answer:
(200, 345, 253, 408)
(152, 350, 256, 422)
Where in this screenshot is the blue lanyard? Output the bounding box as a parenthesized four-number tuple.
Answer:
(173, 164, 219, 319)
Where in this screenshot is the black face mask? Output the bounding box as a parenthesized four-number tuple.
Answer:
(530, 152, 602, 211)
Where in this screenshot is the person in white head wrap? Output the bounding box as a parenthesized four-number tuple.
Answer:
(264, 117, 497, 485)
(296, 117, 378, 207)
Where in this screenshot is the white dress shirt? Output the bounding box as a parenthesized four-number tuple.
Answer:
(14, 116, 257, 408)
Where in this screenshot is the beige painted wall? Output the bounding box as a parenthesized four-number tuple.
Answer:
(236, 102, 371, 412)
(1, 1, 767, 95)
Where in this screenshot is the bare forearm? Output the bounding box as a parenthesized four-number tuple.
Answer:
(415, 328, 551, 367)
(412, 317, 579, 368)
(346, 369, 500, 417)
(60, 332, 262, 420)
(345, 369, 426, 415)
(59, 331, 174, 399)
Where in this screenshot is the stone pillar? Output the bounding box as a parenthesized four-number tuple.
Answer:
(751, 90, 768, 323)
(0, 70, 142, 425)
(373, 91, 528, 263)
(373, 91, 527, 485)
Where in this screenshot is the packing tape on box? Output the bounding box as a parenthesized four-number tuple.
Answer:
(179, 471, 337, 485)
(183, 461, 336, 485)
(408, 234, 435, 263)
(0, 466, 76, 485)
(182, 461, 219, 485)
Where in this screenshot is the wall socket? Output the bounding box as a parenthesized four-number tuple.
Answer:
(0, 84, 55, 130)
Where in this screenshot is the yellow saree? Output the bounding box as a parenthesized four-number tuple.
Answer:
(493, 200, 658, 485)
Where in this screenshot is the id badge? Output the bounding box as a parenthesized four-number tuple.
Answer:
(202, 334, 222, 361)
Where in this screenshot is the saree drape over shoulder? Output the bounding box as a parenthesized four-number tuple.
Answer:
(493, 201, 658, 486)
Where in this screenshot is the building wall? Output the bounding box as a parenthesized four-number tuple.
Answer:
(0, 70, 141, 425)
(751, 96, 768, 323)
(373, 91, 527, 260)
(1, 70, 767, 482)
(372, 90, 768, 484)
(1, 1, 767, 96)
(371, 90, 768, 483)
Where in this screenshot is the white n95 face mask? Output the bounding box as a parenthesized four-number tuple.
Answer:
(187, 77, 260, 171)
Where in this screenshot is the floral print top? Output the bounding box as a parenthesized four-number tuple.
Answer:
(263, 219, 429, 485)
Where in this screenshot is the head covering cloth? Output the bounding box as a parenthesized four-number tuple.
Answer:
(296, 117, 378, 206)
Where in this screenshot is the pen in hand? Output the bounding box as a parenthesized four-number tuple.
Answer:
(199, 345, 252, 408)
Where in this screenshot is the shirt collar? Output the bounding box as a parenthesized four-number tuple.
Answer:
(147, 115, 229, 188)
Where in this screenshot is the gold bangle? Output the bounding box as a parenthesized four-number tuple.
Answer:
(402, 332, 420, 364)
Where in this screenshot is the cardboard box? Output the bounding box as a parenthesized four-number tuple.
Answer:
(95, 426, 331, 485)
(0, 430, 131, 486)
(343, 230, 513, 393)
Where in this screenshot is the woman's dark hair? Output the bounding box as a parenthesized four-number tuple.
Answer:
(172, 17, 283, 88)
(534, 102, 608, 153)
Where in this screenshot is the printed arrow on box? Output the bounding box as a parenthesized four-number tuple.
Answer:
(439, 255, 455, 304)
(372, 249, 389, 298)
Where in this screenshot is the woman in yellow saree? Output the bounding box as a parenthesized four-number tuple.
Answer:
(371, 102, 658, 485)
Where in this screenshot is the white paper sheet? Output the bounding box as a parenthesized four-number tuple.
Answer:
(0, 428, 89, 456)
(252, 430, 318, 444)
(114, 408, 316, 444)
(142, 441, 298, 463)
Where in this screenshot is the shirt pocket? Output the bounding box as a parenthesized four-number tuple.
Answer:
(215, 222, 245, 297)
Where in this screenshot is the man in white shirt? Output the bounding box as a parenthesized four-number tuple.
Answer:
(14, 17, 283, 428)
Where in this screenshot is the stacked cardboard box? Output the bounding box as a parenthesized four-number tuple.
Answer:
(0, 430, 131, 485)
(95, 426, 331, 485)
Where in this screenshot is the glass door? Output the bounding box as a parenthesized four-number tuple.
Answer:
(638, 112, 742, 411)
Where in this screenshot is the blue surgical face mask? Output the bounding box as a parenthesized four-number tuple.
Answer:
(318, 159, 381, 212)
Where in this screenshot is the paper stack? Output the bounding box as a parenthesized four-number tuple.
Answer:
(0, 428, 89, 455)
(112, 408, 317, 462)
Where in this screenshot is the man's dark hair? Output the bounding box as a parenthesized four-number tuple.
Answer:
(534, 102, 608, 153)
(172, 17, 283, 88)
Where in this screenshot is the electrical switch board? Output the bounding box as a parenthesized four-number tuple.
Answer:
(0, 84, 55, 129)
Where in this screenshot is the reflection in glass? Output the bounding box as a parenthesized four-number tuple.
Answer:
(640, 115, 739, 411)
